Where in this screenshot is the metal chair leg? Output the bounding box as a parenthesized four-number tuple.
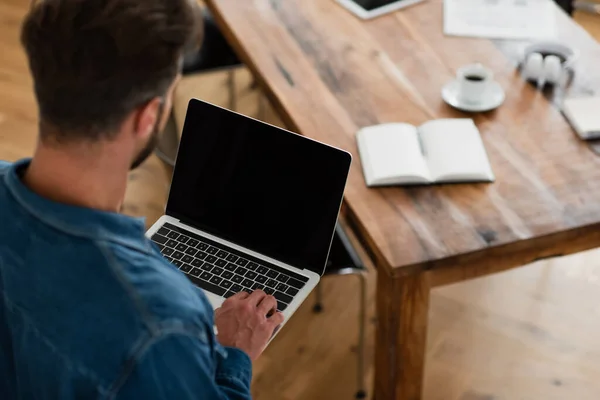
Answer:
(313, 281, 324, 313)
(355, 272, 367, 399)
(227, 69, 237, 111)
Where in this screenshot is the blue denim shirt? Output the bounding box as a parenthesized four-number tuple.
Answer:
(0, 159, 252, 400)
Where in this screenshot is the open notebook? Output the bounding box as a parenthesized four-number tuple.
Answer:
(356, 119, 495, 186)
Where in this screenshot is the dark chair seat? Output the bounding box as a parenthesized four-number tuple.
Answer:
(183, 9, 242, 75)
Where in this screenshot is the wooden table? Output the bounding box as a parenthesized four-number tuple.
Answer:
(204, 0, 600, 398)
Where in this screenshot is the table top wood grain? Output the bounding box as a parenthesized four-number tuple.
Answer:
(206, 0, 600, 277)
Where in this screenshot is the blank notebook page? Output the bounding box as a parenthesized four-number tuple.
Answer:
(357, 124, 430, 184)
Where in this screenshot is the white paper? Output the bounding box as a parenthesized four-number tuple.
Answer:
(356, 123, 431, 186)
(562, 97, 600, 140)
(419, 119, 495, 182)
(444, 0, 555, 40)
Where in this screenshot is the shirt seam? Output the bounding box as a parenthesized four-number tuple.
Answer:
(95, 239, 158, 334)
(3, 168, 148, 253)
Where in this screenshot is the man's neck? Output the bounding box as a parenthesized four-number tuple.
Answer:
(23, 139, 131, 213)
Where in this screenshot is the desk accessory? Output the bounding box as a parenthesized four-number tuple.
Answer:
(442, 64, 505, 112)
(336, 0, 426, 19)
(562, 97, 600, 140)
(520, 41, 578, 87)
(356, 118, 495, 186)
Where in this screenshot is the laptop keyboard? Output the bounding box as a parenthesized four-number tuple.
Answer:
(151, 223, 308, 312)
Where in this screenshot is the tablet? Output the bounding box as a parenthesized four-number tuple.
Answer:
(337, 0, 426, 19)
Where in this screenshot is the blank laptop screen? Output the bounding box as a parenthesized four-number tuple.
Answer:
(166, 99, 351, 274)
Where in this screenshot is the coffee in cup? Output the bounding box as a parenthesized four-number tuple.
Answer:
(456, 64, 494, 104)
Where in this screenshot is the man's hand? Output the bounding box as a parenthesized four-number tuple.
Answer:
(214, 290, 285, 361)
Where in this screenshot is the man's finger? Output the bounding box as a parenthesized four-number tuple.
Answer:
(231, 291, 249, 301)
(257, 295, 277, 316)
(268, 311, 285, 327)
(245, 289, 267, 306)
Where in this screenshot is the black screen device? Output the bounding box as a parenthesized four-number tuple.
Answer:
(167, 99, 352, 275)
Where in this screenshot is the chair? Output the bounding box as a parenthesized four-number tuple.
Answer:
(156, 8, 244, 166)
(313, 223, 368, 399)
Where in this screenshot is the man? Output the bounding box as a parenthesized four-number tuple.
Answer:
(0, 0, 283, 399)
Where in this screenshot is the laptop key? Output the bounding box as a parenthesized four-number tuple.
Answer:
(155, 244, 165, 251)
(201, 263, 213, 272)
(245, 271, 257, 280)
(196, 242, 209, 251)
(277, 274, 290, 284)
(187, 238, 199, 247)
(257, 266, 268, 274)
(185, 248, 198, 257)
(180, 264, 193, 273)
(225, 263, 237, 271)
(186, 274, 226, 296)
(175, 243, 188, 252)
(247, 262, 259, 271)
(273, 291, 293, 304)
(224, 291, 236, 298)
(255, 275, 267, 284)
(191, 259, 203, 268)
(206, 255, 218, 264)
(157, 227, 170, 236)
(266, 279, 278, 288)
(212, 267, 224, 276)
(182, 255, 194, 264)
(165, 256, 173, 262)
(196, 251, 208, 260)
(200, 271, 212, 281)
(171, 251, 184, 260)
(235, 258, 249, 267)
(216, 250, 228, 259)
(167, 231, 180, 240)
(172, 260, 183, 267)
(151, 234, 168, 245)
(166, 239, 178, 248)
(178, 236, 189, 245)
(286, 287, 299, 296)
(190, 268, 202, 277)
(210, 276, 223, 285)
(162, 247, 174, 256)
(242, 279, 254, 287)
(220, 280, 233, 289)
(276, 283, 288, 292)
(264, 287, 275, 295)
(231, 284, 243, 293)
(231, 275, 243, 284)
(252, 282, 264, 290)
(215, 259, 227, 267)
(287, 278, 305, 290)
(235, 267, 247, 275)
(226, 254, 239, 263)
(266, 269, 278, 279)
(277, 301, 288, 312)
(221, 271, 234, 280)
(206, 246, 218, 255)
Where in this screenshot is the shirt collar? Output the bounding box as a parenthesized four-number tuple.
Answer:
(4, 159, 151, 253)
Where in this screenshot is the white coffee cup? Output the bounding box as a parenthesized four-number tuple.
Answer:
(456, 64, 494, 105)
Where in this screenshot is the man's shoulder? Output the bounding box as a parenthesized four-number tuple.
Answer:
(0, 161, 11, 181)
(105, 242, 214, 331)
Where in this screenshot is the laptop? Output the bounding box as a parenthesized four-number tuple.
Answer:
(146, 99, 352, 324)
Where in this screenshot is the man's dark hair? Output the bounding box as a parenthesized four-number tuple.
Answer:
(22, 0, 202, 141)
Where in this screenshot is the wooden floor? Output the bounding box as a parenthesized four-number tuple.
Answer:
(2, 0, 600, 398)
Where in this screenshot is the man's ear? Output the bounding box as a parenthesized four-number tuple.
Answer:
(133, 97, 163, 140)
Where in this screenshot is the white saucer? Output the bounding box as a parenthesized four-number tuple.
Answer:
(442, 80, 505, 112)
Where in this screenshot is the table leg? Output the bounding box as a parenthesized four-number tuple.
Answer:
(374, 269, 430, 400)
